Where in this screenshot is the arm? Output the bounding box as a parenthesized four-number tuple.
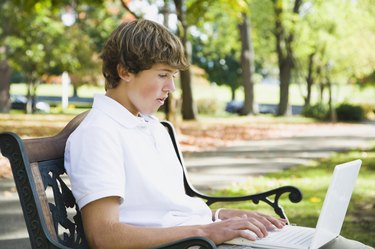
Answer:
(81, 197, 280, 249)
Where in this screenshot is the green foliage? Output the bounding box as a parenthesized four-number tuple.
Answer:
(357, 70, 375, 88)
(188, 0, 246, 96)
(335, 103, 365, 122)
(1, 0, 118, 90)
(301, 103, 328, 120)
(192, 44, 242, 94)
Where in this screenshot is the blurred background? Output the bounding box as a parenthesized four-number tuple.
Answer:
(0, 0, 374, 122)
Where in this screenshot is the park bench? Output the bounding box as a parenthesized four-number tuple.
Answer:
(0, 111, 302, 249)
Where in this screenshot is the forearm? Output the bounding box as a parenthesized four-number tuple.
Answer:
(85, 221, 206, 249)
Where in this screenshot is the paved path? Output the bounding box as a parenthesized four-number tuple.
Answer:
(184, 121, 375, 191)
(1, 121, 374, 248)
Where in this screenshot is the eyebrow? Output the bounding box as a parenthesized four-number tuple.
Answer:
(157, 68, 178, 74)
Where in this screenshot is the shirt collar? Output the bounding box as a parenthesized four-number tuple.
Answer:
(92, 94, 158, 128)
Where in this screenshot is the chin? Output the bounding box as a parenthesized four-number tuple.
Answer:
(142, 109, 158, 115)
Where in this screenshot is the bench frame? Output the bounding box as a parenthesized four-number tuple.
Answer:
(0, 111, 302, 249)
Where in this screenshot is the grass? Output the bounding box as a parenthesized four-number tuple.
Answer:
(10, 82, 375, 107)
(10, 83, 104, 98)
(211, 148, 375, 247)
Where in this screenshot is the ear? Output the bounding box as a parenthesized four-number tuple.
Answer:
(117, 64, 131, 82)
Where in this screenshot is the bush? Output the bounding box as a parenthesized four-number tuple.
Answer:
(196, 98, 222, 115)
(301, 103, 328, 120)
(335, 103, 364, 122)
(360, 103, 375, 119)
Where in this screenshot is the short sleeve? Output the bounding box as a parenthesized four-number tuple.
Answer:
(65, 125, 125, 209)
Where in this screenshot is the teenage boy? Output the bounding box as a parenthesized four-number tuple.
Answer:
(65, 19, 372, 249)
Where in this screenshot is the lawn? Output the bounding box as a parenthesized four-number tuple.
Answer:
(211, 148, 375, 246)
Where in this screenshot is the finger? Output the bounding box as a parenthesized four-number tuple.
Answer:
(247, 218, 268, 238)
(244, 212, 275, 232)
(258, 213, 287, 229)
(269, 217, 287, 229)
(239, 229, 258, 241)
(224, 217, 265, 238)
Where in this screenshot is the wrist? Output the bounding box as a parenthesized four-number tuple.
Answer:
(195, 225, 209, 238)
(213, 208, 225, 221)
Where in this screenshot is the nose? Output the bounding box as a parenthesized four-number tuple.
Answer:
(163, 77, 176, 93)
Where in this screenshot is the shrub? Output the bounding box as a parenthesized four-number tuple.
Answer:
(360, 103, 375, 120)
(335, 103, 364, 122)
(196, 98, 222, 115)
(301, 103, 328, 120)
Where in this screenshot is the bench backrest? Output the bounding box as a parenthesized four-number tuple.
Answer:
(0, 111, 89, 249)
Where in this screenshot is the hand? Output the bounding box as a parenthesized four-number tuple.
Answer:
(199, 216, 276, 245)
(211, 209, 287, 242)
(219, 209, 286, 229)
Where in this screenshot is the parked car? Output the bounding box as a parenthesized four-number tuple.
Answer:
(11, 95, 50, 113)
(225, 100, 277, 114)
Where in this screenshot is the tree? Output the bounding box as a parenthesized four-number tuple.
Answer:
(272, 0, 302, 116)
(67, 2, 121, 96)
(3, 4, 69, 112)
(174, 0, 196, 120)
(293, 0, 375, 110)
(190, 10, 242, 101)
(0, 61, 11, 113)
(0, 0, 106, 113)
(188, 0, 257, 115)
(0, 2, 22, 113)
(238, 12, 256, 115)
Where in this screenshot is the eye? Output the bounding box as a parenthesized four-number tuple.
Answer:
(159, 74, 168, 78)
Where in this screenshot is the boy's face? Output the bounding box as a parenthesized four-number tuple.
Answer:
(120, 63, 177, 116)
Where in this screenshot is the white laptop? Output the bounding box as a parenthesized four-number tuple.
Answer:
(225, 159, 362, 249)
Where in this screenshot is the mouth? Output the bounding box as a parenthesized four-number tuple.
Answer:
(157, 96, 167, 105)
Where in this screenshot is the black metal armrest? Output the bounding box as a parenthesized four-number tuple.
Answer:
(152, 236, 216, 249)
(161, 121, 303, 223)
(190, 185, 303, 222)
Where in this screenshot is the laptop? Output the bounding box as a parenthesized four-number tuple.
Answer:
(224, 159, 362, 249)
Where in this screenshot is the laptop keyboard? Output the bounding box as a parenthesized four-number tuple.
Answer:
(260, 225, 314, 246)
(224, 225, 315, 248)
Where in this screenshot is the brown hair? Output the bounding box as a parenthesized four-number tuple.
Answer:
(100, 19, 189, 90)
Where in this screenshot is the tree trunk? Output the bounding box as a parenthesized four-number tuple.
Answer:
(231, 86, 236, 101)
(72, 84, 78, 97)
(238, 13, 255, 116)
(180, 69, 195, 120)
(304, 52, 316, 108)
(328, 80, 335, 122)
(278, 63, 292, 115)
(26, 81, 33, 114)
(319, 83, 325, 103)
(174, 0, 196, 120)
(0, 60, 11, 113)
(273, 0, 302, 116)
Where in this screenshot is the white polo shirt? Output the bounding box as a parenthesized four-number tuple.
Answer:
(64, 94, 212, 227)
